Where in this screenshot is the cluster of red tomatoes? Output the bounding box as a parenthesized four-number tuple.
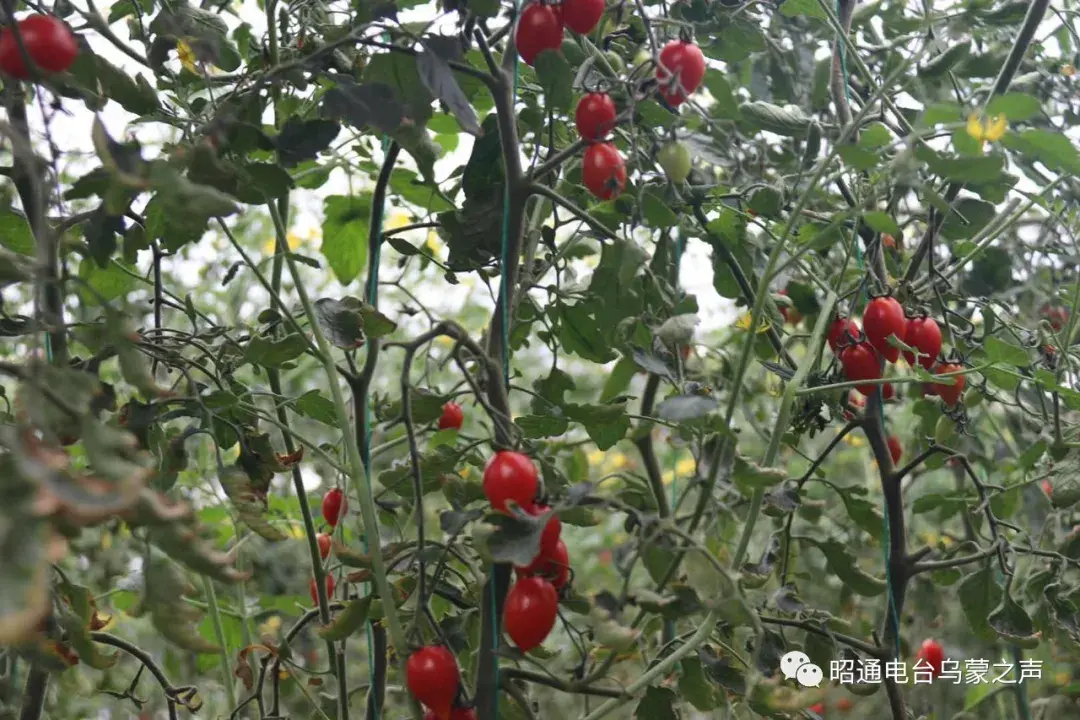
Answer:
(406, 644, 476, 720)
(514, 2, 705, 201)
(483, 450, 568, 652)
(828, 298, 964, 406)
(308, 488, 347, 603)
(0, 14, 78, 79)
(570, 37, 705, 200)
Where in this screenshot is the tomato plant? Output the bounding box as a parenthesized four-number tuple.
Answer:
(863, 296, 906, 363)
(482, 450, 538, 513)
(915, 639, 945, 677)
(309, 574, 335, 604)
(561, 0, 605, 35)
(656, 139, 691, 183)
(902, 316, 942, 369)
(655, 39, 705, 106)
(933, 362, 966, 406)
(840, 342, 882, 397)
(827, 315, 860, 353)
(316, 532, 332, 560)
(887, 435, 903, 465)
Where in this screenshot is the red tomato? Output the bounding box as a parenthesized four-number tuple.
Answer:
(932, 363, 965, 407)
(524, 503, 562, 557)
(915, 638, 944, 677)
(882, 234, 896, 249)
(561, 0, 605, 34)
(309, 574, 335, 604)
(438, 402, 464, 430)
(574, 92, 616, 141)
(827, 316, 859, 353)
(863, 296, 906, 363)
(842, 389, 866, 421)
(839, 342, 881, 397)
(836, 697, 854, 713)
(517, 538, 570, 589)
(504, 577, 558, 651)
(515, 4, 563, 66)
(809, 703, 825, 715)
(679, 344, 692, 360)
(887, 435, 903, 465)
(581, 142, 626, 199)
(777, 289, 802, 325)
(1043, 479, 1053, 496)
(406, 646, 460, 719)
(902, 316, 942, 369)
(1041, 304, 1069, 331)
(316, 533, 332, 560)
(882, 382, 895, 401)
(655, 40, 705, 106)
(322, 488, 346, 527)
(0, 15, 79, 79)
(483, 451, 539, 513)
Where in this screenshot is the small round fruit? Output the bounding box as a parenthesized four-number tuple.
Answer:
(915, 638, 944, 677)
(515, 4, 563, 66)
(316, 533, 332, 560)
(561, 0, 605, 35)
(322, 488, 346, 527)
(504, 577, 559, 652)
(836, 697, 854, 713)
(777, 289, 802, 325)
(839, 342, 882, 397)
(1041, 304, 1069, 332)
(655, 39, 705, 106)
(1043, 479, 1053, 496)
(406, 645, 460, 719)
(656, 140, 691, 183)
(438, 402, 464, 430)
(483, 451, 539, 513)
(581, 142, 626, 200)
(932, 363, 965, 406)
(827, 316, 860, 353)
(518, 537, 570, 589)
(962, 388, 983, 408)
(309, 574, 335, 604)
(902, 316, 943, 370)
(809, 703, 825, 716)
(424, 710, 478, 720)
(887, 435, 903, 465)
(863, 296, 906, 363)
(0, 15, 79, 79)
(574, 92, 616, 141)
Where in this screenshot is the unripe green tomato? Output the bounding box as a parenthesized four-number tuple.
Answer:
(657, 141, 692, 183)
(604, 50, 625, 75)
(934, 415, 955, 445)
(633, 48, 651, 68)
(962, 388, 982, 408)
(562, 37, 585, 65)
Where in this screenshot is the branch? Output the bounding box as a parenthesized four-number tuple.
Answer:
(634, 374, 671, 519)
(499, 669, 624, 700)
(902, 0, 1051, 283)
(757, 617, 884, 658)
(92, 632, 200, 719)
(17, 667, 47, 720)
(910, 540, 1004, 574)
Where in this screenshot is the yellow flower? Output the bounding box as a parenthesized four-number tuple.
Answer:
(258, 615, 282, 637)
(609, 452, 629, 470)
(176, 40, 199, 74)
(966, 113, 1007, 145)
(675, 457, 695, 475)
(288, 524, 305, 540)
(587, 449, 606, 466)
(735, 312, 772, 334)
(662, 469, 675, 485)
(842, 433, 866, 448)
(262, 232, 305, 255)
(1062, 64, 1076, 77)
(385, 210, 411, 230)
(425, 230, 442, 254)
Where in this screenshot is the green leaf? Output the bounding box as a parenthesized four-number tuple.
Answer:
(635, 686, 679, 720)
(959, 564, 1001, 642)
(295, 390, 337, 425)
(534, 50, 573, 112)
(740, 102, 812, 136)
(0, 210, 35, 256)
(558, 303, 616, 364)
(642, 191, 678, 228)
(77, 259, 136, 303)
(316, 595, 373, 641)
(244, 334, 308, 367)
(779, 0, 827, 21)
(732, 454, 786, 490)
(655, 394, 719, 422)
(600, 355, 637, 402)
(515, 413, 569, 439)
(863, 211, 900, 237)
(988, 589, 1039, 648)
(986, 93, 1041, 121)
(276, 117, 341, 167)
(321, 194, 372, 284)
(941, 198, 997, 240)
(1046, 451, 1080, 508)
(984, 336, 1029, 367)
(703, 69, 738, 119)
(1002, 130, 1080, 175)
(748, 186, 783, 218)
(802, 538, 887, 596)
(680, 657, 722, 710)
